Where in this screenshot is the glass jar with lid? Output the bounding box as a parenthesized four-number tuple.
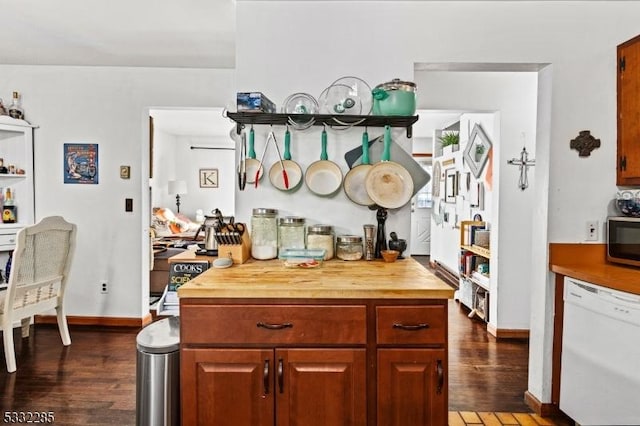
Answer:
(306, 225, 334, 260)
(251, 208, 278, 260)
(278, 216, 305, 251)
(336, 235, 363, 261)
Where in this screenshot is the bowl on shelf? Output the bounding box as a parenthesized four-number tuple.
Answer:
(380, 249, 399, 263)
(616, 191, 640, 217)
(616, 198, 640, 217)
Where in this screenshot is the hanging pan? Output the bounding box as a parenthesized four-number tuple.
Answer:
(245, 126, 264, 185)
(364, 125, 414, 209)
(343, 129, 375, 206)
(269, 127, 303, 191)
(305, 127, 343, 196)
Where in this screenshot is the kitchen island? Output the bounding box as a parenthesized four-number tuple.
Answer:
(178, 257, 455, 426)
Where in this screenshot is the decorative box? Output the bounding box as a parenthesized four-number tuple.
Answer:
(237, 92, 276, 113)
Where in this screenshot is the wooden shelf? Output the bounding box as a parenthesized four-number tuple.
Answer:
(227, 111, 419, 138)
(460, 244, 491, 258)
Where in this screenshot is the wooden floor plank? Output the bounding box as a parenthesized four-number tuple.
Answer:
(448, 411, 466, 426)
(479, 411, 504, 426)
(495, 412, 520, 425)
(460, 411, 483, 423)
(513, 412, 541, 426)
(530, 413, 555, 425)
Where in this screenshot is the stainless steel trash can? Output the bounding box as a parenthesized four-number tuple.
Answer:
(136, 316, 180, 426)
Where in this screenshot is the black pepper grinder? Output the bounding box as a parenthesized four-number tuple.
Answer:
(375, 207, 388, 258)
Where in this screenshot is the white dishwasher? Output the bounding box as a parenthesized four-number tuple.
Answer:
(560, 277, 640, 426)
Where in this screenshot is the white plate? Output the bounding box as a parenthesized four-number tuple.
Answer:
(365, 162, 414, 209)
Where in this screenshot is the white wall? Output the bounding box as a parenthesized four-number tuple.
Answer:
(236, 0, 640, 405)
(0, 65, 234, 319)
(152, 132, 236, 218)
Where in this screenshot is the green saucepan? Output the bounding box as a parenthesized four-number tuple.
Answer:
(372, 78, 417, 116)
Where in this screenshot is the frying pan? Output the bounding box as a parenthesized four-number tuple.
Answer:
(343, 129, 375, 206)
(305, 128, 343, 196)
(364, 125, 414, 209)
(245, 127, 264, 185)
(269, 128, 303, 191)
(344, 133, 430, 198)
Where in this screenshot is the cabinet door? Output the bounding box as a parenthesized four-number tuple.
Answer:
(276, 348, 367, 426)
(377, 348, 447, 426)
(617, 34, 640, 185)
(181, 348, 274, 426)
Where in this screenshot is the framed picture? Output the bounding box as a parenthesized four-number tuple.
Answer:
(199, 168, 219, 188)
(445, 167, 458, 203)
(463, 123, 492, 178)
(64, 143, 98, 184)
(432, 161, 441, 197)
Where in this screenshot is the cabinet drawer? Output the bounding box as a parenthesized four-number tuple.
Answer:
(0, 230, 18, 249)
(181, 304, 367, 345)
(376, 305, 446, 345)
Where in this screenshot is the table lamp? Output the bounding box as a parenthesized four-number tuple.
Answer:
(168, 180, 187, 213)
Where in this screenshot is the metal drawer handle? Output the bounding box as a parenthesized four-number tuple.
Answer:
(257, 322, 293, 330)
(263, 359, 270, 395)
(436, 359, 444, 394)
(277, 358, 284, 394)
(392, 322, 430, 331)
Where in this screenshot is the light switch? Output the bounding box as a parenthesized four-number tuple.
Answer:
(125, 198, 133, 212)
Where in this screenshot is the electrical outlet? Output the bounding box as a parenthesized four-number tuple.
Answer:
(100, 281, 108, 294)
(586, 221, 598, 241)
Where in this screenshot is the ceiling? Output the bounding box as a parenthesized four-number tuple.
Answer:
(2, 0, 236, 69)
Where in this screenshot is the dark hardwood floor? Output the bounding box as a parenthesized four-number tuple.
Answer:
(0, 257, 564, 425)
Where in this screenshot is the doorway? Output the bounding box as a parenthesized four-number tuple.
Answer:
(410, 159, 432, 255)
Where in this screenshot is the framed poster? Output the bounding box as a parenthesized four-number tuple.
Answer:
(64, 143, 98, 184)
(444, 168, 458, 203)
(199, 169, 219, 188)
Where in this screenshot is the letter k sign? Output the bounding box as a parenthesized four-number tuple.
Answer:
(199, 169, 219, 188)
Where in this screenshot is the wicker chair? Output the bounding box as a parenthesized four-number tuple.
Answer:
(0, 216, 77, 373)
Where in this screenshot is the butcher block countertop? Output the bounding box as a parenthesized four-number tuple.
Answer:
(549, 243, 640, 295)
(177, 256, 455, 299)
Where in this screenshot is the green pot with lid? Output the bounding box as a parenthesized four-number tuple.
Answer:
(372, 79, 417, 116)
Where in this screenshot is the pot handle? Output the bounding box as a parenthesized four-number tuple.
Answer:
(320, 128, 328, 161)
(382, 125, 391, 162)
(248, 126, 256, 159)
(362, 129, 370, 165)
(372, 87, 389, 101)
(284, 128, 292, 161)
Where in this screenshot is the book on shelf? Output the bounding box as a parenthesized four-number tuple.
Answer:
(463, 223, 486, 246)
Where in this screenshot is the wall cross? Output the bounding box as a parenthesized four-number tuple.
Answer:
(507, 147, 535, 191)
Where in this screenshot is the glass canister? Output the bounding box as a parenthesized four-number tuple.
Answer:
(336, 235, 363, 261)
(278, 216, 305, 251)
(251, 208, 278, 260)
(306, 225, 334, 260)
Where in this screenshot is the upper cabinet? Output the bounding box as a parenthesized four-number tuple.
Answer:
(617, 34, 640, 186)
(0, 116, 35, 250)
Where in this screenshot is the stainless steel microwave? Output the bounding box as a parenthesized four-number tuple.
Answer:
(607, 216, 640, 267)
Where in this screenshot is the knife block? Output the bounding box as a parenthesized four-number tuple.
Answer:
(217, 231, 251, 264)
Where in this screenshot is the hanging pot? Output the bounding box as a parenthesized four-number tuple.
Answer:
(372, 79, 417, 116)
(269, 128, 303, 191)
(364, 126, 414, 209)
(343, 129, 375, 206)
(305, 128, 343, 196)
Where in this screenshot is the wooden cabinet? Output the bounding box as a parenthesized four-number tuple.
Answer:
(180, 299, 449, 426)
(617, 34, 640, 185)
(378, 349, 446, 426)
